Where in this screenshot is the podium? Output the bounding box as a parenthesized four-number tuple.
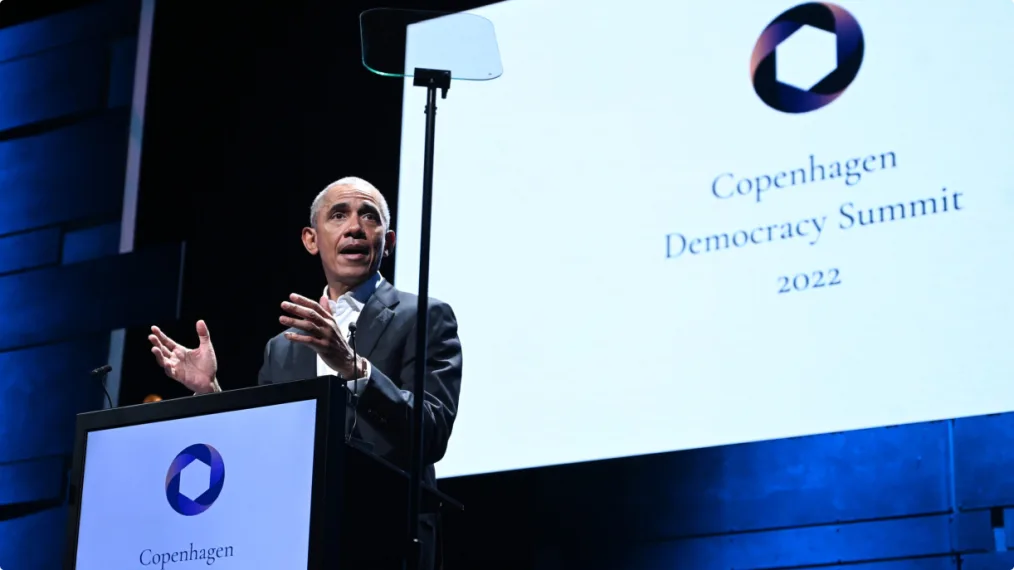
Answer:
(62, 376, 461, 570)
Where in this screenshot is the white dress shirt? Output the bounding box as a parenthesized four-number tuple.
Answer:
(316, 272, 383, 380)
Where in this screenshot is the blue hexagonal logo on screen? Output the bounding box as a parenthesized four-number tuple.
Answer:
(164, 444, 225, 516)
(751, 2, 864, 113)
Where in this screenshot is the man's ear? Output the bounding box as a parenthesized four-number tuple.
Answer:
(302, 227, 319, 255)
(384, 229, 397, 257)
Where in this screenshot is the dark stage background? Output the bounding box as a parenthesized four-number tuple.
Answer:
(2, 0, 1014, 569)
(122, 0, 410, 403)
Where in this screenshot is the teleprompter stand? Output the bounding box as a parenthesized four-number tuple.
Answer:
(406, 66, 451, 570)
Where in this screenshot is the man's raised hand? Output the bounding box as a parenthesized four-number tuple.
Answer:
(149, 320, 219, 394)
(279, 293, 356, 377)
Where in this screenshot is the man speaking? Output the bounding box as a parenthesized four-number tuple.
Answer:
(147, 177, 462, 569)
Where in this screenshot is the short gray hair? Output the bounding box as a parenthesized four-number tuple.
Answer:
(309, 177, 391, 229)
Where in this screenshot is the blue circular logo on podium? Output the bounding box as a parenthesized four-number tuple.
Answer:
(164, 443, 225, 516)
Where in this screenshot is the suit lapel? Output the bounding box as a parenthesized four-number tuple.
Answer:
(354, 280, 399, 359)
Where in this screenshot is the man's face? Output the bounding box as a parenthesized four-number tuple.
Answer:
(303, 183, 394, 288)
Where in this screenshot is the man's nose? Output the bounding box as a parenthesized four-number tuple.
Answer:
(344, 215, 366, 237)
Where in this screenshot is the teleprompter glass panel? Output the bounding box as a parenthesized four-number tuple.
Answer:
(360, 8, 502, 80)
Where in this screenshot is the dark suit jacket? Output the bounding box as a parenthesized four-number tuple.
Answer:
(255, 278, 462, 489)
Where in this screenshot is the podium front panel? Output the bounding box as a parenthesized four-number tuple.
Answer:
(64, 377, 347, 570)
(73, 400, 316, 568)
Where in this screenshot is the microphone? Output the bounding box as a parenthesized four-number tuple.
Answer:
(90, 365, 114, 409)
(90, 364, 112, 376)
(346, 322, 359, 442)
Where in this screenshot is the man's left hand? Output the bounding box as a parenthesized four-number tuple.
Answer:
(280, 293, 358, 378)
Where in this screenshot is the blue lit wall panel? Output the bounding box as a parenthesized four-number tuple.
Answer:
(0, 43, 106, 132)
(0, 0, 146, 563)
(953, 414, 1014, 510)
(0, 227, 61, 275)
(107, 36, 137, 109)
(1005, 508, 1014, 547)
(0, 455, 67, 507)
(537, 513, 988, 570)
(961, 551, 1014, 570)
(62, 222, 121, 265)
(451, 414, 1014, 570)
(0, 506, 68, 568)
(536, 422, 951, 542)
(0, 243, 183, 352)
(0, 112, 128, 236)
(822, 558, 957, 570)
(0, 336, 108, 464)
(538, 551, 963, 570)
(0, 0, 138, 62)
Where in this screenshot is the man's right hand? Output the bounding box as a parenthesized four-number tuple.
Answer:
(149, 320, 219, 394)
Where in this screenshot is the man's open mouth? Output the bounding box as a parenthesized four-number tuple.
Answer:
(339, 243, 370, 260)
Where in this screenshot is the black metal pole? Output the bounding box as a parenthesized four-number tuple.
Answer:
(407, 67, 450, 570)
